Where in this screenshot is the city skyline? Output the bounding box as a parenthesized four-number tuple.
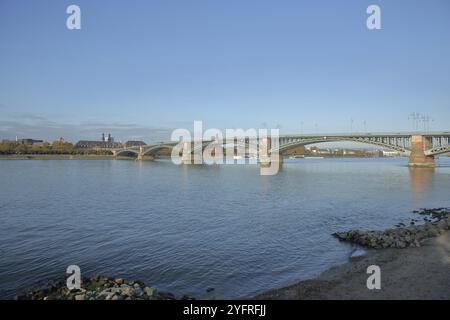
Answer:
(1, 0, 450, 142)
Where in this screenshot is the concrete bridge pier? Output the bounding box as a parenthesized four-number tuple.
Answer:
(180, 141, 204, 164)
(137, 147, 154, 161)
(137, 147, 145, 161)
(259, 137, 283, 175)
(408, 135, 436, 168)
(260, 156, 283, 175)
(181, 153, 203, 164)
(112, 150, 117, 158)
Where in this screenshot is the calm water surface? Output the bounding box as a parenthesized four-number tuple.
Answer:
(1, 157, 450, 298)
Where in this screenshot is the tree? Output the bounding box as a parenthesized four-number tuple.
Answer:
(52, 138, 73, 149)
(15, 144, 29, 154)
(0, 141, 17, 154)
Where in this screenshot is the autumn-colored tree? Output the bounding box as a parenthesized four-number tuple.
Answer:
(15, 144, 29, 154)
(0, 141, 17, 154)
(52, 139, 73, 149)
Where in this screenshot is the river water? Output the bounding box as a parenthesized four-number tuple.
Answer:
(1, 157, 449, 299)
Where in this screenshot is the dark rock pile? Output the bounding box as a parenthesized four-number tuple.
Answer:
(17, 276, 195, 300)
(333, 208, 450, 249)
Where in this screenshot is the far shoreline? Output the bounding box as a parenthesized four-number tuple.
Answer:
(0, 154, 118, 160)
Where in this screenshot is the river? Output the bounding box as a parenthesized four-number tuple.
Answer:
(1, 157, 449, 298)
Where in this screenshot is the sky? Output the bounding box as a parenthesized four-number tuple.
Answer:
(0, 0, 450, 143)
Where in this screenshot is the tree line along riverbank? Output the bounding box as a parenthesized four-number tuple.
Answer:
(0, 140, 113, 156)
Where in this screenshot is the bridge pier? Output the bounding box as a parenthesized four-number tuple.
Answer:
(181, 153, 203, 164)
(259, 137, 283, 175)
(137, 147, 145, 161)
(408, 135, 435, 168)
(180, 142, 204, 164)
(136, 147, 154, 161)
(260, 156, 283, 175)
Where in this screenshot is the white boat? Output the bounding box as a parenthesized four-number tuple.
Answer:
(304, 156, 324, 159)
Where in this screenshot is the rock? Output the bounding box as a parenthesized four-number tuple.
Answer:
(105, 293, 116, 300)
(332, 207, 450, 249)
(395, 241, 406, 249)
(144, 287, 156, 297)
(121, 287, 132, 297)
(18, 276, 183, 300)
(131, 288, 143, 297)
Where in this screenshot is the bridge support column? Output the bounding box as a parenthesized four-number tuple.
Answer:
(112, 150, 117, 158)
(259, 137, 282, 175)
(181, 142, 192, 164)
(137, 147, 145, 161)
(181, 153, 190, 164)
(182, 153, 202, 164)
(408, 135, 435, 168)
(136, 147, 154, 161)
(260, 156, 283, 175)
(181, 142, 203, 164)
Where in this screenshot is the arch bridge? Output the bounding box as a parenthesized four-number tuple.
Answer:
(113, 132, 450, 168)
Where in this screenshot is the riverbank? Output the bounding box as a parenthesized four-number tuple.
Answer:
(20, 233, 450, 300)
(17, 276, 195, 300)
(13, 207, 450, 300)
(0, 154, 117, 160)
(256, 209, 450, 300)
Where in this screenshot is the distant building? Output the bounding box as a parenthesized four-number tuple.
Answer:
(17, 138, 44, 146)
(75, 133, 123, 149)
(102, 133, 114, 143)
(381, 150, 401, 157)
(124, 141, 147, 148)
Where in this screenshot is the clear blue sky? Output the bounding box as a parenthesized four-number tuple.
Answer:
(0, 0, 449, 142)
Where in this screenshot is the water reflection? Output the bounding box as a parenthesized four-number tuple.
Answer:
(409, 167, 435, 203)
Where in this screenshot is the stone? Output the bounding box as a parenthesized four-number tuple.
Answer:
(121, 287, 132, 297)
(75, 294, 85, 301)
(131, 288, 143, 297)
(105, 293, 115, 300)
(144, 287, 156, 297)
(115, 278, 124, 285)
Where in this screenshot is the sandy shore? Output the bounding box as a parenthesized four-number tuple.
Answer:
(256, 231, 450, 300)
